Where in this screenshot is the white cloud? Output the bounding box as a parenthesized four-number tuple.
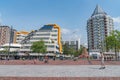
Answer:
(61, 28, 81, 41)
(113, 17, 120, 23)
(112, 17, 120, 30)
(61, 28, 71, 34)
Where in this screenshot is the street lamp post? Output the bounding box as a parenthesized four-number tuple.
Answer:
(115, 40, 117, 61)
(8, 26, 12, 60)
(114, 33, 118, 61)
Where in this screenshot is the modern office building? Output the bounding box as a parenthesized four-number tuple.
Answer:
(15, 31, 29, 44)
(87, 5, 114, 52)
(20, 24, 62, 55)
(62, 38, 80, 51)
(0, 26, 17, 46)
(0, 43, 21, 52)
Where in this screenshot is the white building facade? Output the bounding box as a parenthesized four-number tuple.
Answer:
(0, 43, 21, 52)
(87, 5, 114, 52)
(16, 31, 29, 44)
(20, 24, 62, 55)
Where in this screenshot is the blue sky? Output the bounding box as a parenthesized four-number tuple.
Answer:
(0, 0, 120, 44)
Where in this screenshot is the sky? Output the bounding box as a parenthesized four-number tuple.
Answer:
(0, 0, 120, 45)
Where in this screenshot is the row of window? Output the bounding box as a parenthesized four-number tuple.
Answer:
(22, 45, 57, 49)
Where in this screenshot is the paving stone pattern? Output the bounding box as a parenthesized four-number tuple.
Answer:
(0, 60, 120, 80)
(0, 77, 120, 80)
(0, 65, 120, 77)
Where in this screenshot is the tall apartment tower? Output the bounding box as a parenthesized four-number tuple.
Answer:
(0, 26, 16, 46)
(87, 5, 114, 52)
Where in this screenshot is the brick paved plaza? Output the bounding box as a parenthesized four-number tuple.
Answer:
(0, 60, 120, 80)
(0, 59, 120, 65)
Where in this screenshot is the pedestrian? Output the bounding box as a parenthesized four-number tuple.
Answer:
(99, 52, 105, 69)
(87, 55, 92, 64)
(53, 56, 56, 61)
(33, 59, 36, 64)
(44, 55, 48, 63)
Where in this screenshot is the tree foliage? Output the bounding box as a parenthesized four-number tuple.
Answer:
(62, 43, 71, 55)
(62, 43, 83, 57)
(31, 40, 47, 53)
(105, 30, 120, 52)
(78, 45, 84, 54)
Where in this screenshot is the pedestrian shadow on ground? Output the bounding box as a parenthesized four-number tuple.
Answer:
(88, 67, 100, 69)
(89, 67, 108, 70)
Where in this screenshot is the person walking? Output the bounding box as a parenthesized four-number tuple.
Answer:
(99, 52, 105, 69)
(44, 55, 48, 63)
(87, 55, 92, 65)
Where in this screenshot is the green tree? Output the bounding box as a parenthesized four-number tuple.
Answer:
(0, 46, 9, 60)
(4, 46, 9, 59)
(74, 51, 80, 57)
(62, 43, 70, 55)
(69, 47, 76, 56)
(105, 30, 120, 60)
(73, 45, 84, 57)
(105, 35, 116, 51)
(78, 45, 84, 55)
(31, 40, 47, 58)
(105, 30, 120, 51)
(62, 43, 75, 56)
(63, 43, 84, 57)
